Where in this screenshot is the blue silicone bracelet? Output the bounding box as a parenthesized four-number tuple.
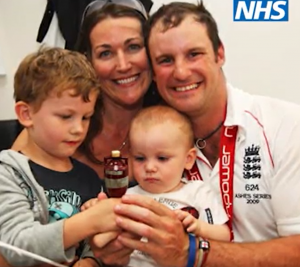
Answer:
(187, 234, 196, 267)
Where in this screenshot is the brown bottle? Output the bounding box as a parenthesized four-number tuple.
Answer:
(104, 150, 128, 198)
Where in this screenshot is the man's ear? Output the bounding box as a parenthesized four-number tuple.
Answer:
(15, 101, 34, 127)
(216, 41, 225, 66)
(184, 147, 197, 170)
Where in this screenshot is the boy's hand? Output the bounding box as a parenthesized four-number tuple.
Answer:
(81, 192, 108, 211)
(81, 198, 98, 211)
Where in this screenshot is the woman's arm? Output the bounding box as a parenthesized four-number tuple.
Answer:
(11, 128, 28, 151)
(0, 254, 11, 267)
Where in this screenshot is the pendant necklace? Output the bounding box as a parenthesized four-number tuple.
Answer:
(195, 121, 223, 150)
(118, 136, 128, 151)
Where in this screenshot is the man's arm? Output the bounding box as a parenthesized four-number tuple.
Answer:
(204, 235, 300, 267)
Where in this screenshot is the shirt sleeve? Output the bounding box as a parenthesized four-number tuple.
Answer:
(270, 111, 300, 236)
(192, 181, 229, 225)
(0, 164, 75, 266)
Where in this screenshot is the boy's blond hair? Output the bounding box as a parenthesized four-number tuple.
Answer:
(14, 47, 101, 111)
(129, 105, 194, 148)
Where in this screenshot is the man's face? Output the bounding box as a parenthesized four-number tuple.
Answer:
(148, 15, 225, 117)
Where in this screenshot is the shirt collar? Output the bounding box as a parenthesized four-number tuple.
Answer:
(224, 83, 251, 130)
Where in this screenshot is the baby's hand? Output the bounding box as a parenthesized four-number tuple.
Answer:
(174, 209, 200, 236)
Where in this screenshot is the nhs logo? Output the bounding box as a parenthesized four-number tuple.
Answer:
(233, 0, 289, 21)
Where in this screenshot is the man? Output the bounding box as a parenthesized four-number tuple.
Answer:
(91, 2, 300, 267)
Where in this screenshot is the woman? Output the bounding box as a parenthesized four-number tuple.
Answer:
(13, 0, 161, 179)
(74, 0, 161, 178)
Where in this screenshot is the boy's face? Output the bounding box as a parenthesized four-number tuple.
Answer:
(26, 89, 97, 159)
(130, 121, 196, 194)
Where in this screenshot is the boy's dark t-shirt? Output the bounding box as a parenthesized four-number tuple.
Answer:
(29, 158, 104, 257)
(29, 158, 103, 210)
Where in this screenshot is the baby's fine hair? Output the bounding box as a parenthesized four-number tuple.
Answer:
(14, 47, 101, 111)
(130, 105, 194, 148)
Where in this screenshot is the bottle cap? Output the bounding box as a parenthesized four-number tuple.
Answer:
(111, 150, 121, 157)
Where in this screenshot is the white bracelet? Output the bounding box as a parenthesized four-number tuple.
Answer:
(195, 238, 210, 267)
(195, 247, 204, 267)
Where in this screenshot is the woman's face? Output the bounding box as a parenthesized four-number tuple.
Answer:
(90, 16, 151, 107)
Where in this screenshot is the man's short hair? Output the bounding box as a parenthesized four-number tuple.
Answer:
(146, 1, 222, 56)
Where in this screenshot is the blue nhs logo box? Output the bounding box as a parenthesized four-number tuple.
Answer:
(233, 0, 289, 21)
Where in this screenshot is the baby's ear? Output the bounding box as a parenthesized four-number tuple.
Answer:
(184, 147, 197, 170)
(15, 101, 34, 128)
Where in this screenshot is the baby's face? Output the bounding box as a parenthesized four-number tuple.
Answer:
(129, 121, 195, 194)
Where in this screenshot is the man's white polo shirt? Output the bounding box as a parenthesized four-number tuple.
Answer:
(195, 84, 300, 242)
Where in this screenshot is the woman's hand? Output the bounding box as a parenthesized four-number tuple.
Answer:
(114, 194, 190, 267)
(72, 258, 99, 267)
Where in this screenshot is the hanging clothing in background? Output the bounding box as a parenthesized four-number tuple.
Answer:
(38, 10, 65, 48)
(36, 0, 153, 50)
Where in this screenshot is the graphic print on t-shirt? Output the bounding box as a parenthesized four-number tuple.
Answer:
(181, 206, 200, 219)
(155, 196, 199, 218)
(45, 189, 81, 223)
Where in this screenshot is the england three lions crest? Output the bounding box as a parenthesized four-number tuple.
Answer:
(243, 144, 261, 179)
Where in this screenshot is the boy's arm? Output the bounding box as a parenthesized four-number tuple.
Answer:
(0, 165, 120, 266)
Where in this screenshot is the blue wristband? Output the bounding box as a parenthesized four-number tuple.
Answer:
(187, 234, 196, 267)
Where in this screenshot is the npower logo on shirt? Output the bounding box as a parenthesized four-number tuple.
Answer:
(233, 0, 289, 21)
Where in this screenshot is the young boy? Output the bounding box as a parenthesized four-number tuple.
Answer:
(126, 105, 230, 267)
(0, 47, 105, 267)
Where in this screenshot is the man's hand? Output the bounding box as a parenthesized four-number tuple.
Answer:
(114, 194, 190, 267)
